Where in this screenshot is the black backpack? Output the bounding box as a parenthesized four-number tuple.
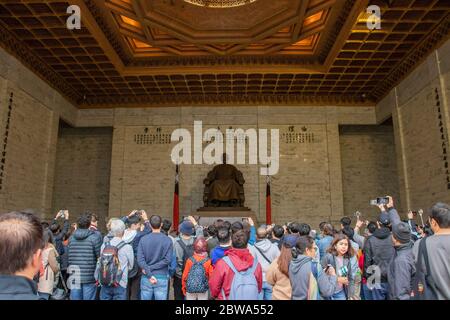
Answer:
(98, 241, 126, 287)
(128, 257, 139, 279)
(177, 239, 194, 276)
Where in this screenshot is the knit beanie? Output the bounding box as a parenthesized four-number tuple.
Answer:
(392, 222, 411, 244)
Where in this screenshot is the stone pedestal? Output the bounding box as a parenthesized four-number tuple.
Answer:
(195, 207, 257, 227)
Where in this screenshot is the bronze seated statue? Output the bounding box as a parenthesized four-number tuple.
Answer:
(203, 154, 245, 207)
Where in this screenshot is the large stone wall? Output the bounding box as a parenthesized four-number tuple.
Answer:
(376, 39, 450, 213)
(0, 48, 77, 217)
(77, 106, 377, 227)
(340, 125, 400, 221)
(108, 123, 331, 225)
(5, 35, 450, 228)
(51, 127, 112, 230)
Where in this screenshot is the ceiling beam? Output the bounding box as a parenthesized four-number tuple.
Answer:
(323, 0, 369, 70)
(71, 0, 125, 72)
(291, 0, 310, 42)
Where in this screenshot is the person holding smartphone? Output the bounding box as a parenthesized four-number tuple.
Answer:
(50, 210, 70, 258)
(290, 236, 337, 300)
(321, 233, 359, 300)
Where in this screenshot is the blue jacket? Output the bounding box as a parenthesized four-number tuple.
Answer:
(317, 235, 333, 260)
(68, 228, 102, 284)
(211, 245, 231, 266)
(249, 226, 256, 245)
(137, 232, 173, 277)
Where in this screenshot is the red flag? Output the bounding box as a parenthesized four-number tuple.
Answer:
(266, 173, 272, 225)
(173, 164, 180, 232)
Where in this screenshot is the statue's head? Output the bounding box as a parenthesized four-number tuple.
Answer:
(222, 153, 227, 164)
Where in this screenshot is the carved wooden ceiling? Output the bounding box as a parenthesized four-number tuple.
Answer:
(0, 0, 449, 108)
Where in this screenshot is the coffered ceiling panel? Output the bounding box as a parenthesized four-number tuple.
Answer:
(0, 0, 448, 108)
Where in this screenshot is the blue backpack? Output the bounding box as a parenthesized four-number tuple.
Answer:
(221, 256, 259, 300)
(186, 257, 209, 293)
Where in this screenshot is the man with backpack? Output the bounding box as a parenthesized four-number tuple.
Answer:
(68, 213, 102, 300)
(181, 237, 213, 300)
(96, 219, 134, 300)
(253, 226, 280, 300)
(413, 202, 450, 300)
(137, 215, 173, 300)
(173, 216, 203, 300)
(209, 229, 263, 300)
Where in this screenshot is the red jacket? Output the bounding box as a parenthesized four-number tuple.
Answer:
(209, 247, 263, 300)
(359, 252, 366, 284)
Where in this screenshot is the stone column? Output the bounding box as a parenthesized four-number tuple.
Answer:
(41, 111, 60, 219)
(108, 125, 126, 218)
(391, 88, 410, 213)
(326, 122, 344, 223)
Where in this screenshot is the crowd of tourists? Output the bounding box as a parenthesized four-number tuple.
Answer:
(0, 196, 449, 300)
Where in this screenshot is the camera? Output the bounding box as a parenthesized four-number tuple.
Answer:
(369, 197, 389, 206)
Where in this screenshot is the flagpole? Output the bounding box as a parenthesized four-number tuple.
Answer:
(266, 164, 272, 225)
(173, 163, 180, 232)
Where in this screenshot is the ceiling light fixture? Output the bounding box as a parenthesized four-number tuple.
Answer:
(183, 0, 257, 8)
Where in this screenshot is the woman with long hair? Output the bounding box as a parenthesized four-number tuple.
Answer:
(38, 228, 60, 300)
(321, 233, 359, 300)
(266, 235, 297, 300)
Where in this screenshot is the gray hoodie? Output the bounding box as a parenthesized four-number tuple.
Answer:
(254, 239, 280, 281)
(173, 225, 204, 277)
(289, 255, 337, 300)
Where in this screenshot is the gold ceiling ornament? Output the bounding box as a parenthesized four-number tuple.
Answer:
(182, 0, 258, 8)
